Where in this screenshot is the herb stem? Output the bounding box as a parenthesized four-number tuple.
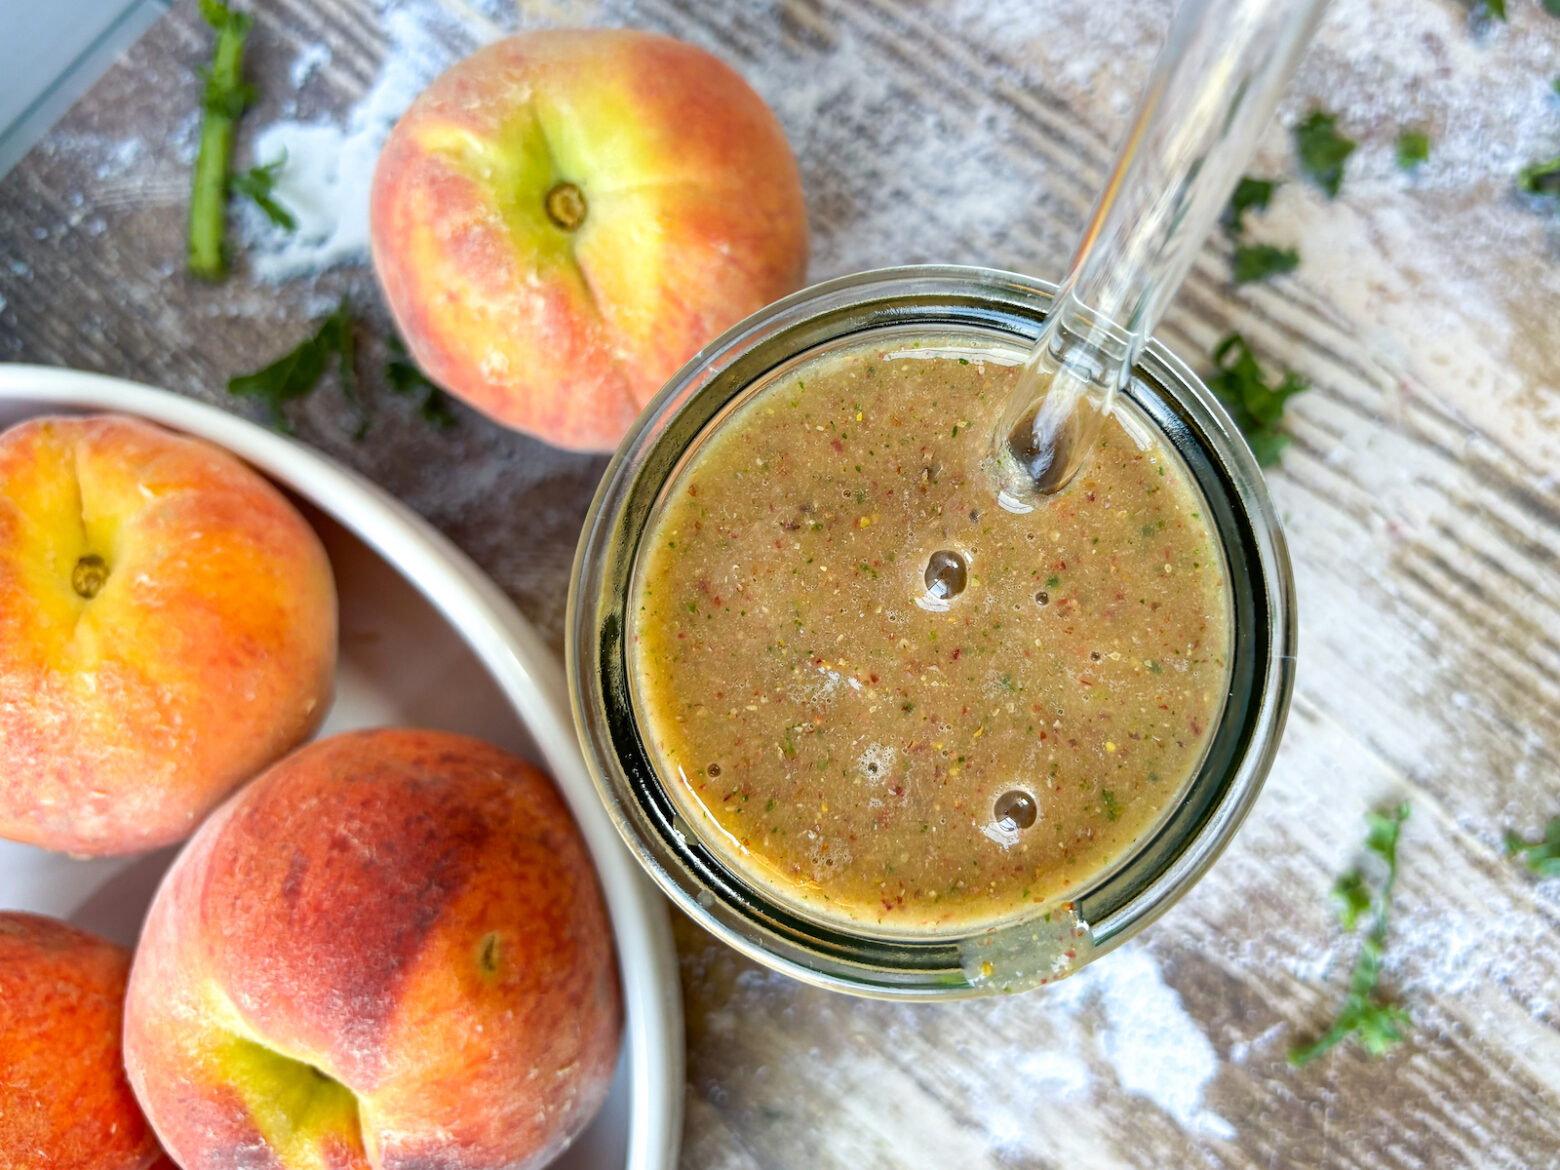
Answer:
(189, 3, 253, 281)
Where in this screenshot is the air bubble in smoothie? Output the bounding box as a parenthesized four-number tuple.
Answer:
(924, 550, 968, 600)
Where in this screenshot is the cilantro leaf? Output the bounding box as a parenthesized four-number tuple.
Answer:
(189, 0, 254, 280)
(1290, 802, 1412, 1066)
(1332, 869, 1371, 931)
(1294, 110, 1356, 199)
(1518, 155, 1560, 202)
(386, 337, 458, 430)
(228, 299, 357, 434)
(1484, 0, 1507, 18)
(1207, 333, 1308, 467)
(1396, 130, 1430, 171)
(1224, 176, 1281, 234)
(1545, 0, 1560, 16)
(228, 155, 296, 231)
(1232, 243, 1300, 284)
(1505, 816, 1560, 877)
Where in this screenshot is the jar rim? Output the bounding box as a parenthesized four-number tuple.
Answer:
(567, 265, 1296, 999)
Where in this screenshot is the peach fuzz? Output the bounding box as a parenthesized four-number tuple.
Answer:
(0, 414, 336, 856)
(371, 28, 809, 451)
(123, 728, 622, 1170)
(0, 912, 170, 1170)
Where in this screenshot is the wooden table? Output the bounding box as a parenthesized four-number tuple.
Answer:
(4, 0, 1559, 1165)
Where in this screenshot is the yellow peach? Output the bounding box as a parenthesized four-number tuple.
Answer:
(123, 728, 622, 1170)
(0, 415, 337, 855)
(371, 28, 809, 451)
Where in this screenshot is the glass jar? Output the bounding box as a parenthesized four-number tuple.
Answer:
(568, 266, 1295, 998)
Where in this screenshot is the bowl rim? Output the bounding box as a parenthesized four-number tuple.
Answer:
(0, 363, 684, 1170)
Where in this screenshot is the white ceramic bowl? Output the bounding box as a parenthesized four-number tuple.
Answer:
(0, 365, 683, 1170)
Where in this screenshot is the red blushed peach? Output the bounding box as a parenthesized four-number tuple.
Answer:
(370, 28, 809, 451)
(123, 728, 622, 1170)
(0, 415, 336, 856)
(0, 912, 169, 1170)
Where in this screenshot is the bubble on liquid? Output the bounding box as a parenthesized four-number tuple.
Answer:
(924, 549, 968, 600)
(994, 789, 1038, 829)
(858, 743, 897, 780)
(1035, 590, 1049, 606)
(707, 762, 721, 777)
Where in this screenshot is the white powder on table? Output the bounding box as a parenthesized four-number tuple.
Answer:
(241, 1, 470, 281)
(289, 42, 332, 87)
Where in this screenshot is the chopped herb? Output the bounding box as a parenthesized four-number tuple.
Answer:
(1045, 574, 1060, 589)
(189, 0, 255, 280)
(1482, 0, 1507, 18)
(1293, 110, 1356, 199)
(1518, 154, 1560, 203)
(1289, 802, 1412, 1066)
(228, 298, 361, 434)
(1224, 176, 1280, 234)
(1546, 0, 1560, 16)
(228, 154, 295, 230)
(1504, 816, 1560, 876)
(1206, 333, 1308, 467)
(1232, 243, 1300, 284)
(1396, 130, 1430, 171)
(386, 335, 457, 429)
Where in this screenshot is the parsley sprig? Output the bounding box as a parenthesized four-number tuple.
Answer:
(1290, 802, 1413, 1066)
(189, 0, 255, 280)
(228, 305, 455, 436)
(229, 155, 296, 231)
(228, 299, 360, 434)
(387, 336, 458, 430)
(1223, 176, 1301, 284)
(1505, 816, 1560, 876)
(1294, 110, 1357, 199)
(1207, 333, 1308, 467)
(1518, 155, 1560, 202)
(1224, 177, 1281, 234)
(1233, 243, 1300, 284)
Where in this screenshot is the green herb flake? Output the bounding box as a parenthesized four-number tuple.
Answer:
(1232, 243, 1300, 284)
(1504, 816, 1560, 877)
(188, 0, 256, 279)
(228, 154, 295, 230)
(1289, 802, 1412, 1066)
(1483, 0, 1507, 18)
(1224, 176, 1280, 234)
(386, 335, 457, 429)
(1206, 333, 1308, 467)
(1396, 130, 1430, 171)
(1293, 110, 1356, 199)
(228, 298, 360, 435)
(1518, 155, 1560, 203)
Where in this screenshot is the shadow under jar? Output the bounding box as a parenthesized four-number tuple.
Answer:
(568, 266, 1295, 999)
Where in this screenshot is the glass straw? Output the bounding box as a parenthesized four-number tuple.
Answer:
(992, 0, 1328, 508)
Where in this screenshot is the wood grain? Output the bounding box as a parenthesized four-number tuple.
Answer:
(2, 0, 1559, 1167)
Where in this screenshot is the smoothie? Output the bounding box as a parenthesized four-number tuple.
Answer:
(629, 336, 1230, 933)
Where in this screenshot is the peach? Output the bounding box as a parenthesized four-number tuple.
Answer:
(0, 912, 169, 1170)
(370, 28, 809, 451)
(123, 728, 622, 1170)
(0, 415, 336, 856)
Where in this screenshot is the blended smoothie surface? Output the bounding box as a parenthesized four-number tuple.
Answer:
(629, 336, 1230, 933)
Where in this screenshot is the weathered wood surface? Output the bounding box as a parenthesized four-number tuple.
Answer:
(3, 0, 1560, 1166)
